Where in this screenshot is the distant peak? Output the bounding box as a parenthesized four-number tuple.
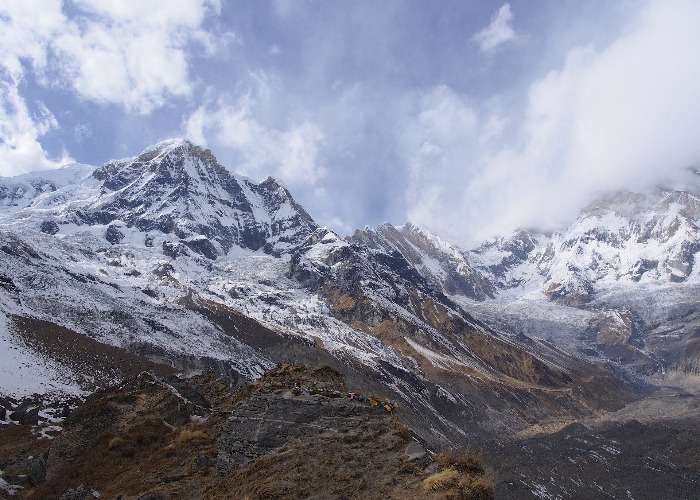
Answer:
(301, 227, 345, 247)
(260, 176, 289, 191)
(141, 138, 192, 154)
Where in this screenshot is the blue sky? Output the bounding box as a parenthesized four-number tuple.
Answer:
(2, 1, 700, 245)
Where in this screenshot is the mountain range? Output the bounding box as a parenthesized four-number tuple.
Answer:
(1, 139, 699, 499)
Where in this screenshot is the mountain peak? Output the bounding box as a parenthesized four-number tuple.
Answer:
(139, 137, 195, 157)
(3, 140, 318, 257)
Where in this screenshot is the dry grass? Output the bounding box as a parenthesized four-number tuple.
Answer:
(422, 468, 460, 492)
(421, 450, 494, 499)
(330, 292, 357, 313)
(176, 429, 207, 443)
(436, 450, 485, 474)
(391, 415, 414, 442)
(107, 436, 124, 450)
(462, 477, 495, 500)
(398, 462, 421, 474)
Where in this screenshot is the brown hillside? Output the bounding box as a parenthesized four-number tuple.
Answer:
(4, 365, 493, 500)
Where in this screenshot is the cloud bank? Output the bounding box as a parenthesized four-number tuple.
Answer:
(2, 1, 700, 249)
(407, 0, 700, 245)
(0, 0, 220, 175)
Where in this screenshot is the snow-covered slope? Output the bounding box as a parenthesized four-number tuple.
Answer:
(0, 139, 318, 258)
(349, 223, 495, 300)
(463, 187, 700, 376)
(0, 140, 639, 449)
(471, 188, 700, 299)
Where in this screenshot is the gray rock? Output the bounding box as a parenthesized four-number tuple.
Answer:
(404, 441, 426, 460)
(9, 400, 40, 425)
(193, 454, 217, 472)
(60, 483, 91, 500)
(28, 454, 46, 485)
(105, 225, 125, 245)
(217, 392, 377, 474)
(40, 220, 60, 235)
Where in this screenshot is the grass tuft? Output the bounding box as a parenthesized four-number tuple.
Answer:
(107, 436, 124, 450)
(422, 468, 460, 491)
(176, 429, 207, 443)
(436, 450, 485, 474)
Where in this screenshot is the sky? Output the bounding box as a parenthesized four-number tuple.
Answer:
(2, 0, 700, 247)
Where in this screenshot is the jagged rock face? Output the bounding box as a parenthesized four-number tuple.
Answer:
(0, 140, 318, 258)
(289, 228, 598, 394)
(291, 227, 459, 324)
(349, 223, 495, 300)
(86, 140, 318, 256)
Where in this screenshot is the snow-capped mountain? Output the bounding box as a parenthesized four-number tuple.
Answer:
(0, 139, 318, 258)
(465, 187, 700, 376)
(1, 140, 698, 438)
(2, 141, 699, 499)
(0, 140, 636, 450)
(471, 187, 700, 299)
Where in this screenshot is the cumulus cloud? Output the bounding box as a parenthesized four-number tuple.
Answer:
(183, 85, 325, 185)
(473, 4, 515, 52)
(51, 0, 221, 114)
(0, 82, 73, 176)
(412, 0, 700, 245)
(0, 2, 72, 174)
(0, 0, 222, 175)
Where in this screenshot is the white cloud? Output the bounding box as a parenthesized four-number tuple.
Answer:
(0, 2, 72, 175)
(0, 0, 222, 174)
(405, 0, 700, 245)
(0, 1, 66, 80)
(2, 0, 221, 114)
(473, 4, 515, 52)
(50, 0, 221, 114)
(0, 82, 72, 176)
(403, 85, 478, 214)
(276, 123, 325, 183)
(183, 87, 325, 184)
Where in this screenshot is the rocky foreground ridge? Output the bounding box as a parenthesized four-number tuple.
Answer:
(1, 364, 494, 499)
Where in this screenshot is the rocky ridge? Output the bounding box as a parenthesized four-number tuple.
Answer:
(2, 364, 494, 500)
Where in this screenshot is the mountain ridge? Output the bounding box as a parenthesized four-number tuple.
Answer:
(1, 140, 699, 498)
